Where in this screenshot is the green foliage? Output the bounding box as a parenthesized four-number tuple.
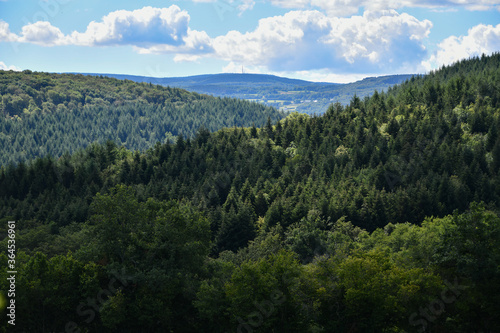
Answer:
(1, 54, 500, 332)
(430, 203, 500, 332)
(0, 251, 105, 332)
(0, 70, 283, 166)
(336, 249, 443, 332)
(198, 250, 307, 332)
(80, 184, 211, 332)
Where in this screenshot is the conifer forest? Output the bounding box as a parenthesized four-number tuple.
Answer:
(1, 54, 500, 332)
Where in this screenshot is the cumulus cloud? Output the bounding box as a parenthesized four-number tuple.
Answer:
(19, 21, 67, 46)
(214, 10, 330, 70)
(5, 6, 213, 56)
(10, 3, 494, 78)
(424, 23, 500, 69)
(67, 6, 214, 56)
(214, 10, 431, 73)
(0, 20, 17, 42)
(2, 19, 68, 47)
(70, 6, 191, 47)
(73, 6, 214, 56)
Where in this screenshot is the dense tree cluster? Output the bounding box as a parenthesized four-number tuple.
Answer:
(0, 70, 283, 165)
(1, 54, 500, 332)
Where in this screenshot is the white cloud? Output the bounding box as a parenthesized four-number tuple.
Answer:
(5, 6, 213, 57)
(7, 3, 493, 78)
(0, 20, 17, 42)
(1, 20, 68, 46)
(76, 6, 214, 55)
(213, 10, 431, 73)
(69, 6, 191, 47)
(325, 11, 431, 63)
(0, 61, 21, 71)
(424, 23, 500, 69)
(214, 10, 330, 70)
(19, 21, 67, 46)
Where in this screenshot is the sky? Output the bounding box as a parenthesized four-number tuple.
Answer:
(0, 0, 499, 83)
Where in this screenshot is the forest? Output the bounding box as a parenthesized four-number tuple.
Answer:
(0, 71, 283, 165)
(0, 53, 499, 332)
(93, 72, 413, 114)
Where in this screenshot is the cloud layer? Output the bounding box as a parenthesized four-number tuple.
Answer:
(213, 10, 432, 73)
(1, 6, 213, 55)
(4, 6, 433, 73)
(70, 6, 191, 47)
(2, 4, 499, 78)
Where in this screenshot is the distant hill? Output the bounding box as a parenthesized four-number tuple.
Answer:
(75, 73, 332, 88)
(79, 72, 414, 114)
(0, 71, 283, 165)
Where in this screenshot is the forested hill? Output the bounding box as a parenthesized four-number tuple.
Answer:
(90, 72, 325, 88)
(0, 70, 283, 165)
(80, 72, 414, 114)
(1, 54, 500, 333)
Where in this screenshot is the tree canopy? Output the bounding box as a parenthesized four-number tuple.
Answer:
(1, 53, 500, 332)
(0, 70, 283, 165)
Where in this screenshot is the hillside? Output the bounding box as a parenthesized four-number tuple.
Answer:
(0, 70, 283, 165)
(98, 73, 324, 87)
(1, 54, 500, 332)
(81, 72, 414, 114)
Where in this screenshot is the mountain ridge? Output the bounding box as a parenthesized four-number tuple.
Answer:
(72, 72, 415, 113)
(69, 72, 339, 86)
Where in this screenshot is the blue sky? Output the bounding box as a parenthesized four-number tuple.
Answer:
(0, 0, 499, 83)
